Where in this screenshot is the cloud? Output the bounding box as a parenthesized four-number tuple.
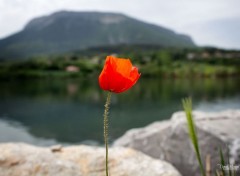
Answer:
(0, 0, 240, 48)
(185, 17, 240, 49)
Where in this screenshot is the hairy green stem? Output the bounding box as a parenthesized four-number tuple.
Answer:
(103, 92, 112, 176)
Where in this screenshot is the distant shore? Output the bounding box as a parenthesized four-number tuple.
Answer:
(0, 47, 239, 79)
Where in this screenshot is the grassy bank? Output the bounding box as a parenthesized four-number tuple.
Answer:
(0, 47, 239, 79)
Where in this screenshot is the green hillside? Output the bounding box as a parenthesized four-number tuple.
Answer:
(0, 11, 195, 59)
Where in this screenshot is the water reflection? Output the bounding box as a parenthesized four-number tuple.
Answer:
(0, 77, 239, 146)
(0, 118, 58, 146)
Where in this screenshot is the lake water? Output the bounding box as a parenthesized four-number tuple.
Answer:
(0, 77, 239, 146)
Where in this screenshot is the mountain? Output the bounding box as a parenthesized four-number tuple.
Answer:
(0, 11, 195, 59)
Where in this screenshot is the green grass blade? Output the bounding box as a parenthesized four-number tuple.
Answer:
(219, 148, 226, 176)
(182, 98, 206, 176)
(227, 148, 232, 176)
(233, 169, 236, 176)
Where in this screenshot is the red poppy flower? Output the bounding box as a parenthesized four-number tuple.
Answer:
(99, 56, 141, 93)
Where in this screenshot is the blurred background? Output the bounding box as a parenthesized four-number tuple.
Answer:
(0, 0, 239, 146)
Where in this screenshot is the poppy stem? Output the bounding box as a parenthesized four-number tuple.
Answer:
(103, 91, 112, 176)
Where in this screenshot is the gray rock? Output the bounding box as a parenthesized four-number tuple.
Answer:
(114, 110, 240, 176)
(0, 143, 181, 176)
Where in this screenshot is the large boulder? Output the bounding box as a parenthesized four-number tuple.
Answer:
(0, 143, 181, 176)
(114, 110, 240, 176)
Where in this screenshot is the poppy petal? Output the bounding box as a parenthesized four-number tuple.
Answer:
(99, 56, 140, 93)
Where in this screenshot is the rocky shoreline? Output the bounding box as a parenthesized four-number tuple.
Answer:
(114, 110, 240, 176)
(0, 110, 239, 176)
(0, 143, 181, 176)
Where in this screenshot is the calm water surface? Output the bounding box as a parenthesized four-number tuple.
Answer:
(0, 77, 239, 146)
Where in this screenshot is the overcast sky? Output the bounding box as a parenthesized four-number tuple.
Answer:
(0, 0, 240, 49)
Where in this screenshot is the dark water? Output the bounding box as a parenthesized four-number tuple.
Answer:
(0, 77, 239, 146)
